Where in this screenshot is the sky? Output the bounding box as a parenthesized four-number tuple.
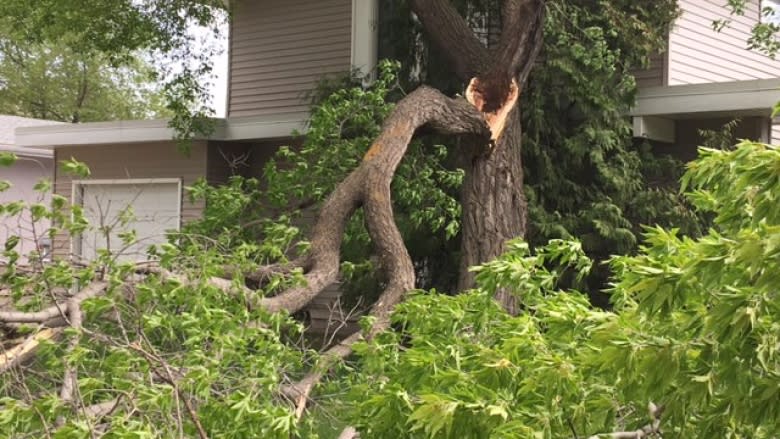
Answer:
(190, 21, 229, 118)
(210, 46, 229, 118)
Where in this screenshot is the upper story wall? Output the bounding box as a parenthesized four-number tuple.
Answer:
(228, 0, 353, 118)
(634, 0, 780, 88)
(667, 0, 780, 85)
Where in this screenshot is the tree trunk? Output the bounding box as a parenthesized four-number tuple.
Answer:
(458, 106, 526, 312)
(411, 0, 544, 311)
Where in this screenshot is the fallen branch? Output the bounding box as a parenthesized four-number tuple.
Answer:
(587, 402, 664, 439)
(0, 327, 64, 373)
(0, 282, 108, 324)
(337, 426, 359, 439)
(221, 257, 308, 283)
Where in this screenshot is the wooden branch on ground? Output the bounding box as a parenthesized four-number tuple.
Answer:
(337, 426, 359, 439)
(221, 258, 308, 283)
(587, 403, 664, 439)
(0, 327, 64, 373)
(0, 282, 108, 324)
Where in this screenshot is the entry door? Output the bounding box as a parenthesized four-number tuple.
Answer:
(76, 180, 181, 262)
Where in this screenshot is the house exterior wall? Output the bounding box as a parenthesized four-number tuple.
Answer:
(228, 0, 353, 118)
(773, 120, 780, 144)
(633, 0, 780, 87)
(634, 52, 667, 88)
(51, 141, 208, 259)
(206, 141, 253, 184)
(0, 157, 53, 261)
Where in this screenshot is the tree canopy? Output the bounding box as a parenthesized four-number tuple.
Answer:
(0, 39, 170, 122)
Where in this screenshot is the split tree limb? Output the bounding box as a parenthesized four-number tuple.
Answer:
(0, 282, 108, 324)
(0, 327, 63, 373)
(409, 0, 489, 79)
(259, 86, 490, 315)
(587, 403, 664, 439)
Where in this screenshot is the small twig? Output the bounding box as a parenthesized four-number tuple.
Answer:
(127, 339, 209, 439)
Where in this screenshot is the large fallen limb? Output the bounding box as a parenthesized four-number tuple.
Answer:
(0, 327, 64, 373)
(0, 282, 108, 324)
(279, 86, 491, 414)
(257, 86, 490, 316)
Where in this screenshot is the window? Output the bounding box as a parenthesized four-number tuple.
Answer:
(762, 0, 780, 25)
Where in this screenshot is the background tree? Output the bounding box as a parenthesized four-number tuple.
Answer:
(0, 0, 225, 131)
(0, 39, 170, 122)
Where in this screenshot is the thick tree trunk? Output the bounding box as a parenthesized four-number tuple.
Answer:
(411, 0, 544, 311)
(458, 106, 526, 312)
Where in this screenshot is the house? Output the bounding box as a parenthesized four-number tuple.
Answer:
(632, 0, 780, 158)
(0, 115, 63, 262)
(14, 0, 379, 263)
(12, 0, 377, 334)
(15, 0, 777, 262)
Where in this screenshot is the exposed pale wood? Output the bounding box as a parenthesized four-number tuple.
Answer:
(0, 328, 63, 373)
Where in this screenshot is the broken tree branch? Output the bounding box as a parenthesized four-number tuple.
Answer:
(258, 86, 490, 315)
(0, 327, 64, 373)
(0, 281, 108, 324)
(587, 402, 664, 439)
(409, 0, 490, 80)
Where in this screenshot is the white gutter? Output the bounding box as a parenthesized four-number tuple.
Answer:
(631, 78, 780, 118)
(14, 113, 310, 148)
(0, 144, 53, 159)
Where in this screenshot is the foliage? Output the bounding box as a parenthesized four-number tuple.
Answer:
(720, 0, 780, 58)
(340, 141, 780, 438)
(0, 37, 170, 122)
(0, 0, 227, 131)
(520, 1, 704, 258)
(1, 162, 313, 438)
(264, 60, 466, 296)
(2, 128, 780, 437)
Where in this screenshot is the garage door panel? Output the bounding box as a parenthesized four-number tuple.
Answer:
(78, 182, 180, 262)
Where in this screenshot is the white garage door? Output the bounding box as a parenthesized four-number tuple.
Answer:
(76, 180, 181, 262)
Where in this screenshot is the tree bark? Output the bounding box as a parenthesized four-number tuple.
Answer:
(457, 106, 526, 307)
(411, 0, 545, 312)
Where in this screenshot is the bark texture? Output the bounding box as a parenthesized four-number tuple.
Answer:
(412, 0, 545, 312)
(260, 87, 491, 316)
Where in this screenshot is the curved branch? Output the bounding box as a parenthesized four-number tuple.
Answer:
(279, 86, 491, 409)
(260, 86, 490, 315)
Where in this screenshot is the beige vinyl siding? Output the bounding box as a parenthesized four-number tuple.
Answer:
(633, 52, 667, 88)
(228, 0, 352, 118)
(772, 122, 780, 144)
(206, 141, 253, 184)
(668, 0, 780, 84)
(52, 142, 207, 259)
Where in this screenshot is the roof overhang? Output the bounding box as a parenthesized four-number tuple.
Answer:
(0, 144, 53, 159)
(631, 78, 780, 119)
(14, 113, 309, 148)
